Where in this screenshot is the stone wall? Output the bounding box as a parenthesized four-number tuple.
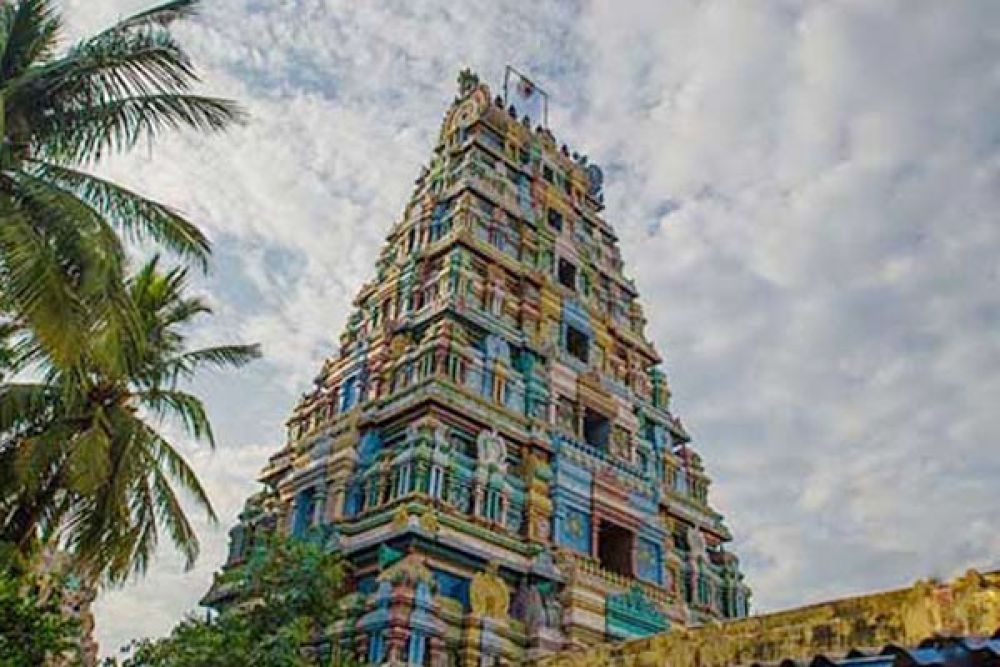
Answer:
(530, 569, 1000, 667)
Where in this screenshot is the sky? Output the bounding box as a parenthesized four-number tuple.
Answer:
(55, 0, 1000, 659)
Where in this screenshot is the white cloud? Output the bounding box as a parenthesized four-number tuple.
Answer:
(53, 0, 1000, 656)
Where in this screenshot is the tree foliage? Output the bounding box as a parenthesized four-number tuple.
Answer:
(0, 0, 253, 585)
(0, 0, 256, 652)
(0, 546, 80, 667)
(0, 0, 243, 365)
(123, 536, 355, 667)
(0, 258, 260, 583)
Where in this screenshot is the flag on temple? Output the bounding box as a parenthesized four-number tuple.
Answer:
(505, 67, 547, 127)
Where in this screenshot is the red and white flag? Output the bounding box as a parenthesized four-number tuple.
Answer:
(505, 67, 548, 127)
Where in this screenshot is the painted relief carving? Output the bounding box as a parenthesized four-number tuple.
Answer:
(392, 505, 410, 530)
(419, 511, 440, 534)
(470, 563, 510, 619)
(476, 429, 507, 471)
(610, 425, 631, 461)
(687, 526, 708, 560)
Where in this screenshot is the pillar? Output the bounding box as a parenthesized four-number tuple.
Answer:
(591, 511, 600, 559)
(386, 627, 408, 664)
(428, 636, 448, 667)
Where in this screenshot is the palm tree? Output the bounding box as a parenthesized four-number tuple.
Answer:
(0, 0, 248, 582)
(0, 257, 260, 582)
(0, 0, 243, 366)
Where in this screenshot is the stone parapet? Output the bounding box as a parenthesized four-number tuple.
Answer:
(529, 569, 1000, 667)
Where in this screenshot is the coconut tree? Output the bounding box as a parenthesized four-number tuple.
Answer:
(0, 257, 259, 582)
(0, 0, 242, 365)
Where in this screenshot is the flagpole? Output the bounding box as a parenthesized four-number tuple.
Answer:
(503, 65, 550, 129)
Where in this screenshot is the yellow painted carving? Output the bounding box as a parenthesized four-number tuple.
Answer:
(377, 552, 434, 587)
(419, 511, 440, 534)
(470, 562, 510, 619)
(389, 333, 410, 359)
(392, 505, 410, 530)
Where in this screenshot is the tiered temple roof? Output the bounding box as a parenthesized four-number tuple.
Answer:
(210, 69, 751, 665)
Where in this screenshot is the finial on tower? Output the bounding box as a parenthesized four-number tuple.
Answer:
(457, 68, 480, 96)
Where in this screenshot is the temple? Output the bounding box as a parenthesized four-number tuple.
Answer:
(205, 69, 751, 665)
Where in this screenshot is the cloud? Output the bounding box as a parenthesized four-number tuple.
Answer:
(577, 0, 1000, 609)
(57, 0, 1000, 656)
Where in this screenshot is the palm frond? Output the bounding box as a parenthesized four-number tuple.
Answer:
(139, 418, 215, 522)
(0, 321, 21, 379)
(0, 449, 69, 549)
(62, 409, 144, 580)
(116, 474, 158, 578)
(9, 167, 157, 369)
(0, 208, 87, 367)
(130, 257, 192, 317)
(149, 463, 199, 569)
(0, 0, 61, 81)
(0, 168, 154, 369)
(160, 293, 212, 329)
(104, 0, 200, 33)
(5, 22, 246, 166)
(65, 411, 112, 496)
(129, 254, 161, 301)
(26, 160, 211, 268)
(0, 382, 51, 434)
(9, 423, 71, 503)
(0, 322, 66, 377)
(128, 260, 218, 369)
(35, 93, 242, 165)
(82, 277, 148, 381)
(10, 165, 127, 279)
(155, 344, 261, 386)
(8, 25, 194, 104)
(136, 388, 214, 446)
(103, 438, 156, 581)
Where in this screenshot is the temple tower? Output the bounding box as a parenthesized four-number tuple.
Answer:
(209, 70, 751, 665)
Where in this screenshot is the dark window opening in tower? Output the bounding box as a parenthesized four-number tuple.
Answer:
(673, 525, 691, 552)
(583, 407, 610, 450)
(558, 257, 577, 290)
(566, 324, 589, 363)
(598, 520, 634, 577)
(548, 207, 563, 231)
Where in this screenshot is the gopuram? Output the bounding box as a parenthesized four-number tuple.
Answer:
(206, 69, 751, 665)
